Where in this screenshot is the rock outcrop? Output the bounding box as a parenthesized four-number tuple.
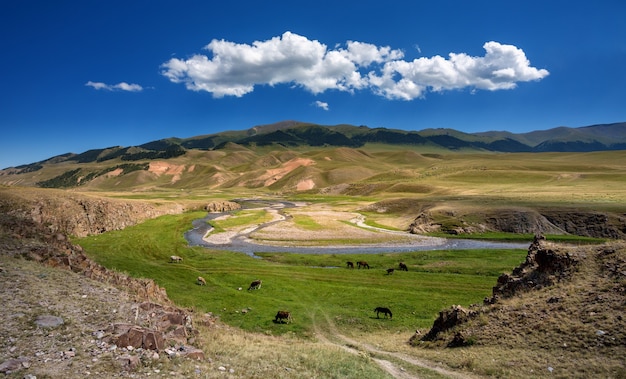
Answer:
(541, 210, 626, 239)
(488, 234, 581, 302)
(105, 302, 208, 359)
(408, 206, 626, 239)
(407, 212, 442, 234)
(420, 235, 583, 344)
(0, 188, 183, 237)
(420, 305, 477, 342)
(204, 200, 241, 213)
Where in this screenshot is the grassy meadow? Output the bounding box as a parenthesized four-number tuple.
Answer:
(74, 210, 527, 339)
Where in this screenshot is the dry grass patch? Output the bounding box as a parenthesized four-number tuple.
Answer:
(249, 207, 414, 246)
(195, 324, 390, 378)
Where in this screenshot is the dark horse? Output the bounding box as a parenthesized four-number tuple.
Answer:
(274, 310, 293, 324)
(357, 261, 370, 269)
(398, 262, 408, 271)
(374, 307, 392, 319)
(248, 279, 262, 290)
(346, 261, 354, 269)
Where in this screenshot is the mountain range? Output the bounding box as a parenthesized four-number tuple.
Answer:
(2, 120, 625, 190)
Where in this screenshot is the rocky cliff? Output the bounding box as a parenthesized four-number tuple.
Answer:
(408, 206, 626, 239)
(0, 188, 185, 237)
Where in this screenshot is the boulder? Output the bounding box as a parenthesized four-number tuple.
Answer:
(117, 354, 141, 371)
(114, 326, 145, 349)
(0, 358, 29, 373)
(143, 330, 164, 351)
(34, 315, 64, 328)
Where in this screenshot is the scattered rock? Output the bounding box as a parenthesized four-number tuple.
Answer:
(34, 315, 64, 328)
(63, 349, 76, 359)
(0, 358, 29, 373)
(178, 346, 205, 360)
(117, 354, 140, 371)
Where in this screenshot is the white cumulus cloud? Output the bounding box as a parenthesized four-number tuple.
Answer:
(161, 32, 549, 100)
(314, 100, 329, 111)
(85, 81, 143, 92)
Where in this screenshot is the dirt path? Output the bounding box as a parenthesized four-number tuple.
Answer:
(312, 311, 478, 379)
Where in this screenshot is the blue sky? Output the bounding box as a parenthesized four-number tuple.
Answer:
(1, 1, 625, 169)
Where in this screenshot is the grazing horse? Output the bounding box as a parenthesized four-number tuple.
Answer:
(248, 279, 262, 290)
(374, 307, 392, 319)
(346, 261, 354, 269)
(274, 310, 293, 324)
(386, 268, 395, 275)
(170, 255, 183, 263)
(398, 262, 408, 271)
(196, 276, 207, 286)
(357, 261, 370, 269)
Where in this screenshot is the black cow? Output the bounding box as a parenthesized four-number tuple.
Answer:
(346, 261, 354, 269)
(386, 268, 395, 275)
(398, 262, 408, 271)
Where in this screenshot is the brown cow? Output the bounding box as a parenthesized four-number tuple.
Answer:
(346, 261, 354, 269)
(357, 261, 370, 269)
(398, 262, 408, 271)
(274, 310, 293, 324)
(248, 279, 262, 290)
(196, 276, 207, 286)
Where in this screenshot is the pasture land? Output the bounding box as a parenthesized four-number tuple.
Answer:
(75, 211, 527, 338)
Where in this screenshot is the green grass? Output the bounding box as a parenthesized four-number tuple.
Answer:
(74, 211, 527, 338)
(292, 214, 324, 230)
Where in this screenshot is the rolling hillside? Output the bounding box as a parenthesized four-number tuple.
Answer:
(1, 121, 625, 192)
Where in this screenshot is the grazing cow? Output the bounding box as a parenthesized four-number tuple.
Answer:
(346, 261, 354, 269)
(386, 268, 395, 275)
(398, 262, 408, 271)
(170, 255, 183, 263)
(248, 279, 262, 290)
(274, 310, 293, 324)
(196, 276, 207, 286)
(357, 261, 370, 269)
(374, 307, 392, 319)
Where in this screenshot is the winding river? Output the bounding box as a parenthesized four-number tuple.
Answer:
(184, 199, 529, 257)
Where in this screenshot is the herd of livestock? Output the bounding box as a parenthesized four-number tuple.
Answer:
(169, 255, 407, 323)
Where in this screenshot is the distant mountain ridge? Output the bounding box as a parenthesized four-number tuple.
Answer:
(2, 121, 625, 174)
